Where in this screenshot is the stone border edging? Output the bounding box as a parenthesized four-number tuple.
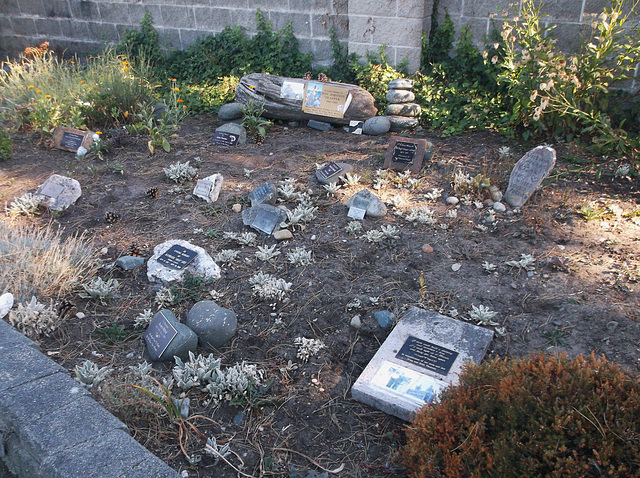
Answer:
(0, 319, 180, 478)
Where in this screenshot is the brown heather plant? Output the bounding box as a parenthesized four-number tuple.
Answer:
(0, 221, 99, 302)
(402, 353, 640, 477)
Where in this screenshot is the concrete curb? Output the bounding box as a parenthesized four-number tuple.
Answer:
(0, 319, 180, 478)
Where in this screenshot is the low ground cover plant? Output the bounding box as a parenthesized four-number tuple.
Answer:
(403, 353, 640, 477)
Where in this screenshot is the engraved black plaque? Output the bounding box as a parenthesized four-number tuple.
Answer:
(144, 310, 178, 358)
(396, 336, 458, 375)
(250, 183, 271, 202)
(156, 244, 198, 270)
(252, 208, 279, 235)
(39, 182, 64, 199)
(318, 162, 342, 179)
(60, 131, 85, 151)
(212, 131, 239, 146)
(392, 141, 418, 165)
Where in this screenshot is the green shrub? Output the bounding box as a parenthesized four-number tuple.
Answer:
(355, 47, 406, 109)
(117, 11, 165, 71)
(402, 353, 640, 477)
(0, 128, 12, 160)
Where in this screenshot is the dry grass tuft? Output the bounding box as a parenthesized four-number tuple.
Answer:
(0, 221, 99, 302)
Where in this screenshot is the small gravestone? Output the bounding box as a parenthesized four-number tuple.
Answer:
(147, 240, 221, 284)
(186, 300, 237, 349)
(248, 182, 277, 207)
(213, 123, 246, 145)
(347, 195, 369, 220)
(504, 145, 556, 208)
(316, 162, 353, 185)
(242, 204, 288, 235)
(144, 309, 198, 361)
(383, 136, 429, 174)
(351, 306, 493, 421)
(346, 190, 387, 218)
(35, 174, 82, 211)
(193, 173, 223, 203)
(52, 126, 95, 153)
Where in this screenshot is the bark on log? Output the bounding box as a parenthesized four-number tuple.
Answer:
(235, 73, 377, 125)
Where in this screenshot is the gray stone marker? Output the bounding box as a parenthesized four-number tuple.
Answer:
(248, 181, 277, 207)
(242, 204, 288, 235)
(383, 136, 430, 174)
(186, 300, 237, 349)
(147, 239, 221, 284)
(193, 173, 223, 203)
(316, 162, 353, 185)
(346, 190, 387, 218)
(144, 309, 198, 362)
(35, 174, 82, 211)
(504, 145, 556, 208)
(213, 122, 246, 145)
(351, 306, 493, 421)
(363, 116, 391, 135)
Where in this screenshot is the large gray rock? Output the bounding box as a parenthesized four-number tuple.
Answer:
(235, 73, 377, 125)
(386, 89, 415, 104)
(387, 115, 419, 132)
(363, 116, 391, 135)
(35, 174, 81, 212)
(214, 122, 246, 145)
(386, 103, 421, 117)
(147, 240, 221, 284)
(115, 256, 145, 271)
(185, 300, 237, 349)
(315, 162, 354, 185)
(347, 190, 387, 218)
(218, 102, 244, 121)
(504, 145, 556, 208)
(388, 78, 414, 90)
(144, 310, 198, 362)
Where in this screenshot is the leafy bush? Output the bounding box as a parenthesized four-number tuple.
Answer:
(117, 11, 165, 70)
(0, 128, 12, 160)
(402, 353, 640, 477)
(355, 47, 406, 109)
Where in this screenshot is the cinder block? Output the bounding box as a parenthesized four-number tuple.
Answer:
(311, 38, 333, 65)
(463, 0, 500, 18)
(310, 13, 348, 39)
(179, 29, 208, 49)
(127, 5, 162, 27)
(398, 0, 429, 19)
(40, 429, 180, 478)
(157, 27, 181, 50)
(543, 21, 588, 53)
(194, 7, 233, 31)
(538, 0, 584, 22)
(288, 0, 331, 15)
(0, 16, 13, 35)
(16, 0, 45, 16)
(438, 0, 463, 17)
(160, 5, 196, 29)
(0, 344, 64, 394)
(269, 11, 312, 38)
(99, 2, 134, 25)
(230, 8, 257, 34)
(584, 0, 634, 18)
(211, 0, 250, 7)
(248, 0, 289, 10)
(44, 0, 72, 19)
(348, 41, 378, 62)
(350, 0, 397, 16)
(87, 22, 119, 42)
(35, 18, 62, 37)
(348, 15, 376, 44)
(59, 18, 90, 39)
(0, 0, 20, 14)
(371, 17, 423, 47)
(453, 17, 491, 46)
(70, 0, 98, 20)
(9, 17, 36, 37)
(395, 45, 422, 73)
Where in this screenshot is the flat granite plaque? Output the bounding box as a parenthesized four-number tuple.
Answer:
(248, 182, 277, 207)
(212, 131, 239, 146)
(251, 207, 280, 235)
(193, 179, 213, 198)
(383, 136, 428, 174)
(317, 162, 342, 180)
(352, 307, 493, 421)
(157, 244, 198, 270)
(144, 310, 178, 358)
(38, 182, 64, 199)
(504, 145, 556, 208)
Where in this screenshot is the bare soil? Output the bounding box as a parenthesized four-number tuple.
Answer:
(2, 115, 639, 477)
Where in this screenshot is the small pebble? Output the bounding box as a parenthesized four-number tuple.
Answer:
(100, 247, 109, 255)
(273, 229, 293, 240)
(422, 244, 434, 254)
(311, 235, 317, 241)
(126, 352, 134, 358)
(232, 203, 242, 213)
(485, 215, 495, 223)
(375, 310, 394, 329)
(446, 196, 459, 206)
(350, 315, 362, 329)
(451, 263, 461, 272)
(233, 411, 245, 425)
(606, 321, 619, 333)
(493, 202, 506, 213)
(76, 312, 86, 319)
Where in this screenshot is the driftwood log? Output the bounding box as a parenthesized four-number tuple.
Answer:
(235, 73, 377, 125)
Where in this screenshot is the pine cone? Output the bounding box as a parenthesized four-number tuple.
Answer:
(145, 186, 158, 199)
(317, 72, 329, 83)
(57, 299, 77, 320)
(127, 242, 143, 257)
(105, 211, 120, 224)
(303, 71, 313, 80)
(254, 132, 264, 145)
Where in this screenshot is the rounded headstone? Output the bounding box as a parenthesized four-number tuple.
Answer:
(145, 310, 198, 362)
(363, 116, 391, 136)
(315, 162, 354, 185)
(186, 300, 237, 349)
(385, 103, 421, 117)
(387, 115, 419, 132)
(386, 89, 415, 104)
(147, 240, 221, 284)
(388, 78, 414, 90)
(218, 102, 244, 121)
(215, 122, 247, 145)
(347, 189, 387, 218)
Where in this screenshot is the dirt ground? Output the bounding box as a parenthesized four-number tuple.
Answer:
(2, 115, 639, 477)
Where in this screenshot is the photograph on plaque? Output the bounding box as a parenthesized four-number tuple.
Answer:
(144, 311, 178, 358)
(252, 208, 279, 235)
(280, 80, 304, 101)
(370, 360, 445, 404)
(212, 131, 239, 146)
(39, 182, 64, 199)
(318, 162, 342, 180)
(157, 244, 198, 270)
(302, 82, 350, 119)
